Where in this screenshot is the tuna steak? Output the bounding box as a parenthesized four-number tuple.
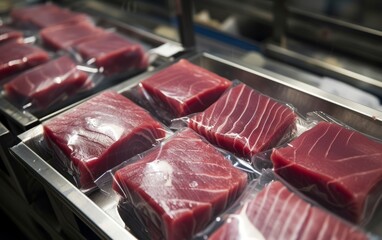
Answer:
(43, 90, 165, 190)
(40, 22, 105, 50)
(0, 41, 49, 81)
(4, 56, 89, 109)
(271, 122, 382, 223)
(0, 26, 23, 44)
(11, 3, 89, 29)
(209, 181, 367, 240)
(189, 83, 296, 158)
(11, 4, 61, 25)
(112, 128, 247, 240)
(74, 32, 148, 75)
(140, 59, 231, 117)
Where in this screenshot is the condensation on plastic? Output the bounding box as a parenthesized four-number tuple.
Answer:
(42, 90, 170, 193)
(267, 111, 382, 225)
(195, 171, 373, 240)
(124, 59, 232, 125)
(170, 80, 301, 161)
(95, 128, 259, 240)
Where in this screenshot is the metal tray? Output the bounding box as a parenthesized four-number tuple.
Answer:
(0, 11, 184, 135)
(10, 52, 382, 239)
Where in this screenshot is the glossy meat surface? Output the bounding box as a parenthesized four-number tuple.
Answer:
(0, 42, 49, 81)
(40, 22, 105, 50)
(113, 128, 247, 240)
(11, 3, 89, 28)
(4, 56, 89, 109)
(0, 26, 23, 44)
(209, 181, 367, 240)
(43, 90, 165, 189)
(189, 84, 296, 158)
(271, 122, 382, 223)
(75, 32, 148, 75)
(141, 59, 231, 117)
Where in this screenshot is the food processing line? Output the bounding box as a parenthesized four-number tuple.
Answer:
(0, 0, 381, 239)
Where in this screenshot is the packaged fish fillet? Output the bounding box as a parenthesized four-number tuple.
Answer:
(196, 171, 373, 240)
(42, 90, 169, 192)
(95, 128, 259, 240)
(40, 22, 149, 76)
(125, 59, 232, 125)
(73, 31, 149, 76)
(0, 41, 49, 81)
(3, 55, 94, 112)
(40, 21, 104, 51)
(185, 82, 300, 160)
(11, 3, 92, 30)
(259, 111, 382, 224)
(0, 25, 23, 44)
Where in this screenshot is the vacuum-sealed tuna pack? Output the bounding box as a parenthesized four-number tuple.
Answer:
(96, 127, 260, 240)
(125, 59, 232, 124)
(271, 116, 382, 225)
(249, 111, 382, 227)
(42, 90, 168, 191)
(188, 83, 299, 159)
(196, 172, 374, 240)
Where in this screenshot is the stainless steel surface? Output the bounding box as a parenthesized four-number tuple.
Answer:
(10, 139, 135, 240)
(175, 0, 196, 49)
(9, 52, 382, 238)
(265, 41, 382, 98)
(194, 0, 382, 100)
(272, 0, 287, 45)
(0, 98, 39, 132)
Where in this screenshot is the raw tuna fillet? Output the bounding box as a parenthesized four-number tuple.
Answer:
(271, 121, 382, 223)
(140, 59, 231, 117)
(28, 10, 89, 29)
(74, 32, 148, 75)
(11, 4, 61, 24)
(43, 90, 165, 190)
(112, 128, 247, 240)
(0, 41, 49, 81)
(0, 26, 23, 44)
(11, 3, 89, 29)
(209, 181, 367, 240)
(189, 83, 296, 158)
(4, 56, 90, 109)
(40, 22, 105, 50)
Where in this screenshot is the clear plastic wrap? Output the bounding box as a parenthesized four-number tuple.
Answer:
(96, 128, 257, 240)
(3, 55, 93, 111)
(0, 41, 49, 81)
(196, 171, 372, 240)
(266, 111, 382, 224)
(73, 31, 149, 76)
(188, 82, 299, 159)
(40, 21, 105, 51)
(126, 59, 232, 124)
(42, 90, 168, 191)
